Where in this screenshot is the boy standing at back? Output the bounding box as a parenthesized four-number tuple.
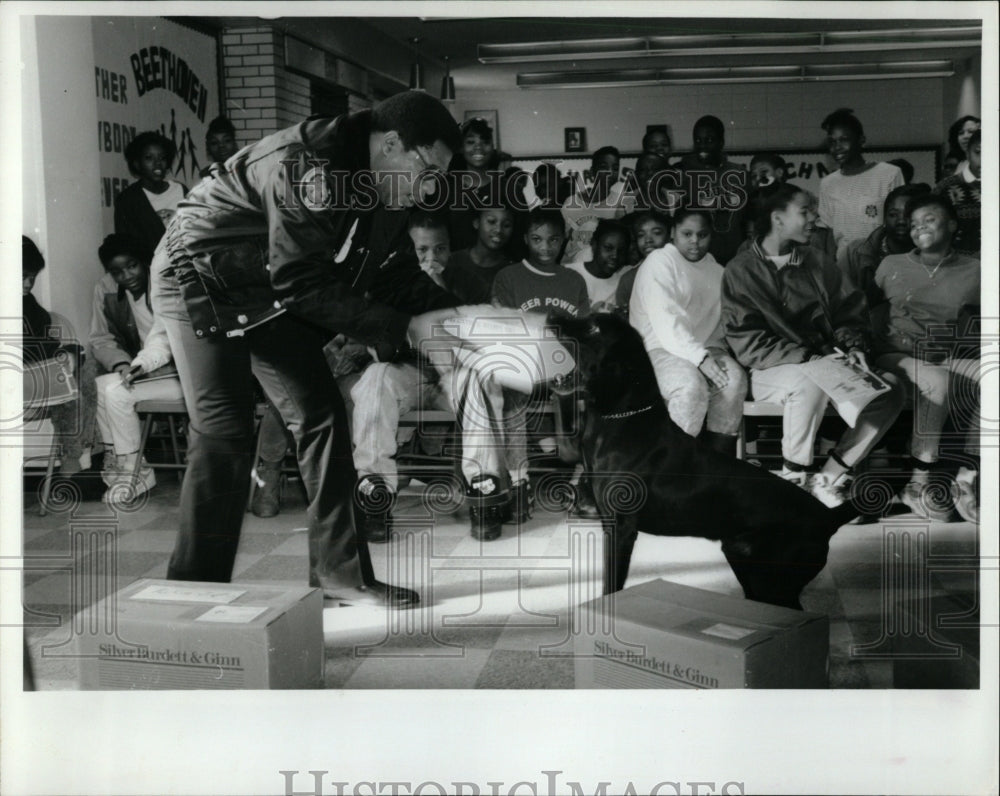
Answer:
(677, 115, 748, 265)
(560, 146, 631, 263)
(818, 108, 904, 260)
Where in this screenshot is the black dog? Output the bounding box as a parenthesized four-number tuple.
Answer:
(552, 313, 860, 610)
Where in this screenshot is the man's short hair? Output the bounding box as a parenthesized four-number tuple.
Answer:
(372, 90, 462, 153)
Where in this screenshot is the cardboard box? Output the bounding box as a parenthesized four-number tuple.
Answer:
(892, 593, 979, 689)
(76, 579, 323, 690)
(574, 579, 829, 689)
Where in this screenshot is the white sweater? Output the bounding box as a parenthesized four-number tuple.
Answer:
(629, 243, 725, 365)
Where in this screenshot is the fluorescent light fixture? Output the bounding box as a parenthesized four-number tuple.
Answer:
(479, 37, 647, 62)
(517, 60, 955, 88)
(482, 26, 980, 63)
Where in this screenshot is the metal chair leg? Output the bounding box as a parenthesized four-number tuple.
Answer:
(38, 438, 60, 517)
(167, 415, 182, 465)
(133, 414, 155, 480)
(736, 419, 747, 461)
(246, 410, 268, 512)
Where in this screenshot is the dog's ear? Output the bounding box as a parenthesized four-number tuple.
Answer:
(548, 313, 595, 343)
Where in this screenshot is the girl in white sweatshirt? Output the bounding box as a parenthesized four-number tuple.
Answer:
(629, 208, 747, 455)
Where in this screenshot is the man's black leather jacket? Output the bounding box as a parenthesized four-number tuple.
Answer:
(163, 110, 458, 352)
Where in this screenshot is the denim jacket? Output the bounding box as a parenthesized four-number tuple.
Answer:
(163, 110, 457, 351)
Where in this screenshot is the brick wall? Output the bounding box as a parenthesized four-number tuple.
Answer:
(220, 25, 312, 146)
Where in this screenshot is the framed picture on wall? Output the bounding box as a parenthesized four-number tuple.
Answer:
(463, 109, 500, 151)
(564, 127, 586, 152)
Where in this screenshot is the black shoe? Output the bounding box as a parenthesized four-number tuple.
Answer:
(503, 479, 534, 525)
(354, 476, 395, 543)
(250, 459, 283, 518)
(468, 474, 505, 541)
(323, 580, 420, 609)
(367, 579, 419, 608)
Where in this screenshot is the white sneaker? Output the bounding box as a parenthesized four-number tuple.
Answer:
(952, 469, 979, 523)
(809, 472, 852, 508)
(777, 466, 809, 489)
(103, 455, 156, 504)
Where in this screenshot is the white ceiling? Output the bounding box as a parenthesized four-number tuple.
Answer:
(189, 15, 982, 92)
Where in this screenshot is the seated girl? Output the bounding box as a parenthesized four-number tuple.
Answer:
(614, 210, 671, 315)
(723, 183, 904, 507)
(872, 193, 981, 522)
(90, 234, 183, 502)
(22, 236, 97, 477)
(629, 208, 747, 456)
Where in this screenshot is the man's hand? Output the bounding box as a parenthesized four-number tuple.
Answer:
(699, 355, 729, 391)
(327, 333, 348, 352)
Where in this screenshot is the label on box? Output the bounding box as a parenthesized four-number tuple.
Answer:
(701, 622, 757, 640)
(132, 584, 246, 604)
(196, 605, 268, 623)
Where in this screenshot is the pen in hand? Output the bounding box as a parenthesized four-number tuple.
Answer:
(121, 364, 143, 389)
(833, 347, 870, 372)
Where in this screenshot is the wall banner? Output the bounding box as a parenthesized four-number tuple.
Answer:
(92, 16, 218, 233)
(515, 147, 941, 202)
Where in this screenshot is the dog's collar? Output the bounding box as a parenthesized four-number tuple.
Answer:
(600, 404, 656, 420)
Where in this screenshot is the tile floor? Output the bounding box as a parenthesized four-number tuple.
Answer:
(21, 470, 980, 690)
